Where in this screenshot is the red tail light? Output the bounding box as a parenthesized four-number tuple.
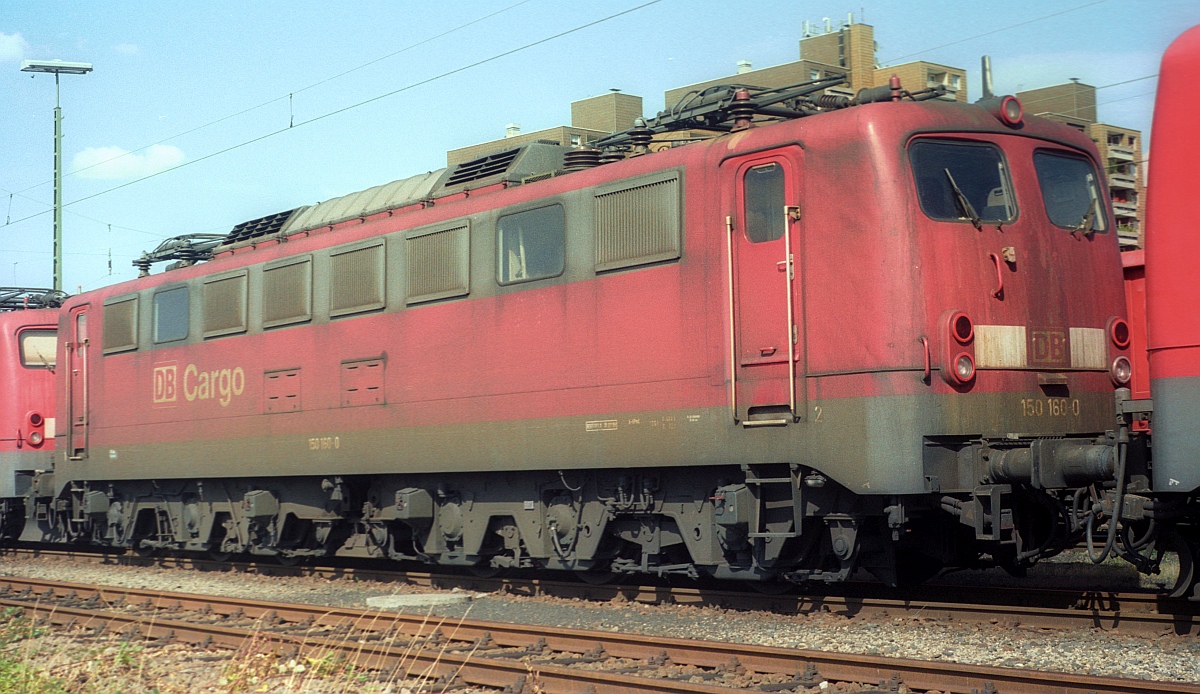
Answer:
(938, 309, 976, 388)
(1107, 317, 1131, 349)
(25, 411, 45, 448)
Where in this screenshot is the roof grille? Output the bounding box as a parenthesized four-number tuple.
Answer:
(444, 148, 521, 187)
(223, 209, 297, 246)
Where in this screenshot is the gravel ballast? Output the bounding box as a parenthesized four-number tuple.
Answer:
(1, 554, 1197, 686)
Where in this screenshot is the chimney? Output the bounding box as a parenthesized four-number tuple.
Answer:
(981, 56, 994, 100)
(737, 60, 753, 74)
(505, 123, 521, 138)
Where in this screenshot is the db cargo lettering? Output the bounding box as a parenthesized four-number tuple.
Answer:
(182, 364, 246, 406)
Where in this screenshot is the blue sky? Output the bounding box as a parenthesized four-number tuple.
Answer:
(2, 0, 1197, 291)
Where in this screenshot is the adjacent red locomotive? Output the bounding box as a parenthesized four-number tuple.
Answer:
(0, 289, 64, 541)
(9, 73, 1154, 589)
(1138, 25, 1200, 595)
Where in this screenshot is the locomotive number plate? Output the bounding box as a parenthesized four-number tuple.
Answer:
(307, 436, 341, 451)
(1019, 398, 1081, 417)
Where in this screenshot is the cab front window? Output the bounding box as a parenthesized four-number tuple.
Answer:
(910, 140, 1017, 227)
(1034, 151, 1109, 233)
(19, 329, 56, 369)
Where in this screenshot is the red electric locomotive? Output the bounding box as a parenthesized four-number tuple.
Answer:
(1139, 25, 1200, 595)
(17, 75, 1147, 588)
(0, 289, 64, 541)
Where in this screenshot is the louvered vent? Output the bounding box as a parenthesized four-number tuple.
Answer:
(595, 175, 681, 272)
(330, 243, 385, 316)
(203, 272, 248, 338)
(406, 224, 469, 305)
(102, 296, 138, 354)
(222, 209, 297, 246)
(263, 257, 312, 328)
(444, 148, 521, 187)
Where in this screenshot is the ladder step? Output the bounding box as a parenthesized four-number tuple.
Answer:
(747, 532, 798, 538)
(742, 419, 790, 427)
(746, 478, 792, 484)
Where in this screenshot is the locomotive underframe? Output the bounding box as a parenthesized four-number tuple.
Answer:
(22, 436, 1194, 592)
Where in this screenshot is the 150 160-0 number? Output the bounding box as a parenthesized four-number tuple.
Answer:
(1020, 398, 1081, 417)
(307, 436, 340, 451)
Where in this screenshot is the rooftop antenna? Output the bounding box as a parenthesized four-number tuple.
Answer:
(981, 55, 995, 100)
(823, 17, 832, 33)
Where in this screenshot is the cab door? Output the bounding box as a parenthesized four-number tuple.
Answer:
(722, 149, 805, 424)
(66, 306, 89, 459)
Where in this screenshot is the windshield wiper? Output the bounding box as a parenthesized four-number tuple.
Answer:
(1073, 194, 1103, 236)
(944, 168, 982, 230)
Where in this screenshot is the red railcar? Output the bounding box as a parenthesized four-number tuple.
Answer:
(16, 79, 1145, 587)
(1141, 25, 1200, 593)
(0, 291, 61, 540)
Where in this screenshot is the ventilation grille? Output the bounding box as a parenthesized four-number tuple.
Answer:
(222, 209, 297, 247)
(203, 273, 247, 338)
(444, 148, 521, 187)
(102, 297, 138, 354)
(263, 258, 312, 328)
(406, 225, 469, 305)
(330, 243, 385, 316)
(595, 175, 681, 272)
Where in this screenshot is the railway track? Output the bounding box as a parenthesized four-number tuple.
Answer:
(0, 574, 1194, 694)
(8, 546, 1198, 637)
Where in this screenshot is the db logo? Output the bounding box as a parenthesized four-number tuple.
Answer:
(153, 362, 178, 406)
(1028, 329, 1068, 367)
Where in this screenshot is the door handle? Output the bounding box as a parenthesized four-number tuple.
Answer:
(988, 252, 1004, 299)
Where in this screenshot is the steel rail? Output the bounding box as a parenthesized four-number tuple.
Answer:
(0, 576, 1195, 694)
(10, 546, 1197, 636)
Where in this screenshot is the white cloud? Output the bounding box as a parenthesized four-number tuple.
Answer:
(71, 144, 186, 180)
(113, 43, 139, 55)
(0, 32, 30, 63)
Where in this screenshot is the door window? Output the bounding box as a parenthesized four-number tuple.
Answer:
(743, 163, 785, 243)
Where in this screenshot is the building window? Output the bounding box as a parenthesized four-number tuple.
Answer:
(498, 205, 565, 284)
(810, 69, 821, 80)
(153, 286, 189, 343)
(1108, 133, 1123, 145)
(102, 295, 139, 354)
(950, 74, 961, 91)
(570, 134, 582, 146)
(19, 329, 56, 369)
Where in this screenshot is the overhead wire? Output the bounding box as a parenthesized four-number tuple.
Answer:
(2, 0, 666, 230)
(10, 0, 536, 195)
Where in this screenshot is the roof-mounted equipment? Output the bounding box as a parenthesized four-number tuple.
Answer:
(133, 234, 226, 277)
(0, 287, 69, 311)
(594, 74, 851, 150)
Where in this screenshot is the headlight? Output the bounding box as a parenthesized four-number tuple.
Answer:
(1111, 356, 1132, 385)
(954, 353, 976, 383)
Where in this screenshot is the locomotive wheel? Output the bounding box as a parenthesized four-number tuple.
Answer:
(1161, 529, 1198, 599)
(275, 553, 303, 567)
(207, 550, 232, 563)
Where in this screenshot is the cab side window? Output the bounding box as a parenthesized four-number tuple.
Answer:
(498, 205, 565, 284)
(153, 286, 189, 343)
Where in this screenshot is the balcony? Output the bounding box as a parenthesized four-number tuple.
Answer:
(1108, 145, 1135, 162)
(1112, 200, 1139, 218)
(1109, 173, 1137, 190)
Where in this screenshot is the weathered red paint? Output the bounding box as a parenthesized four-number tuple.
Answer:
(52, 97, 1125, 494)
(0, 309, 57, 453)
